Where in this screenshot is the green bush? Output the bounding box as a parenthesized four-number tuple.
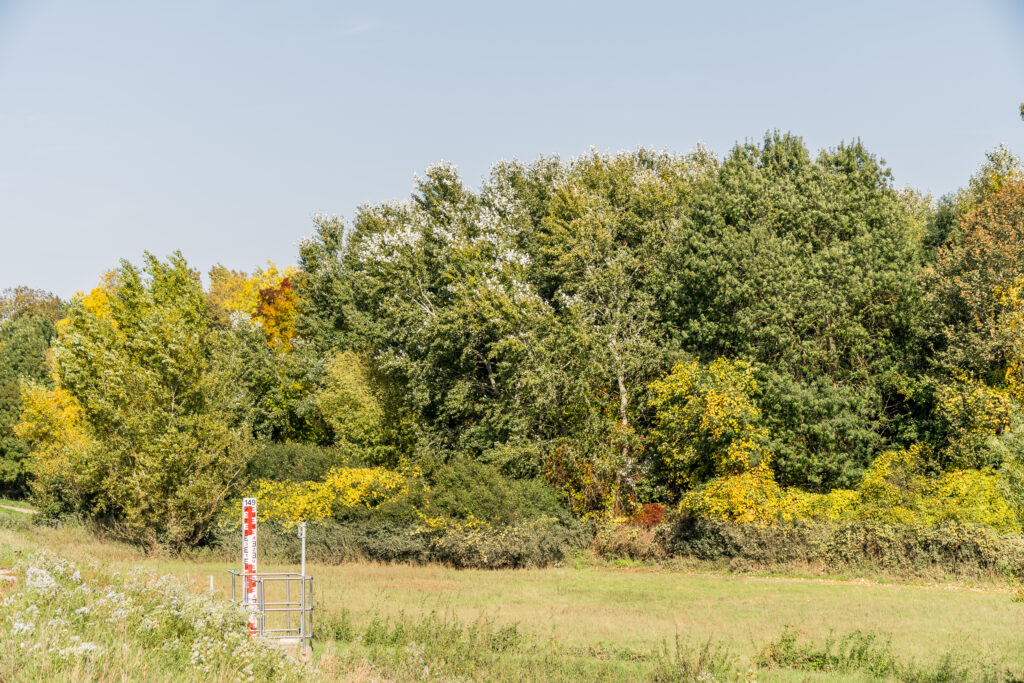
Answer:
(427, 516, 586, 569)
(245, 442, 352, 482)
(423, 458, 573, 526)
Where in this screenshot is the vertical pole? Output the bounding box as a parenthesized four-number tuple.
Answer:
(297, 521, 307, 655)
(299, 570, 306, 644)
(299, 522, 307, 582)
(242, 497, 258, 636)
(257, 578, 265, 636)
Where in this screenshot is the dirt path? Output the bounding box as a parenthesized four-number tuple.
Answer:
(0, 503, 36, 515)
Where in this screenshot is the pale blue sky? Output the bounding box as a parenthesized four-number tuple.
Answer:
(1, 1, 1023, 298)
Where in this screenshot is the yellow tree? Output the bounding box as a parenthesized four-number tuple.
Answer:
(647, 357, 770, 489)
(1003, 276, 1024, 405)
(208, 261, 301, 350)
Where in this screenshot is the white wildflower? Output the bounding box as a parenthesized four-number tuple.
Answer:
(25, 566, 57, 592)
(10, 619, 33, 635)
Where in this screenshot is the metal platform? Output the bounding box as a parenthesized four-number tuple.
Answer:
(228, 570, 314, 650)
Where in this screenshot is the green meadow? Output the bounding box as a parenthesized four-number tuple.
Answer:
(3, 520, 1022, 681)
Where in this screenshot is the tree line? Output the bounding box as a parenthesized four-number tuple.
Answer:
(2, 132, 1024, 548)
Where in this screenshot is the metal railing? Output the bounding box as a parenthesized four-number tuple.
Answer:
(228, 570, 314, 647)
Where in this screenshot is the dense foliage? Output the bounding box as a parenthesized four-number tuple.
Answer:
(16, 256, 256, 548)
(0, 288, 62, 495)
(3, 133, 1024, 558)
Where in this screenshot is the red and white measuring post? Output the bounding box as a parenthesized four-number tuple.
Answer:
(242, 497, 258, 635)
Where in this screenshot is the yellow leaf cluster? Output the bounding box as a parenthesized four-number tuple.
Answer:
(682, 444, 1020, 533)
(680, 460, 786, 525)
(208, 261, 301, 350)
(414, 511, 488, 534)
(14, 385, 96, 503)
(936, 371, 1014, 441)
(648, 357, 768, 487)
(69, 271, 119, 325)
(254, 466, 411, 525)
(1002, 277, 1024, 405)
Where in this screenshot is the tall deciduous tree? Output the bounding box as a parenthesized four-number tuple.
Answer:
(297, 152, 711, 488)
(926, 153, 1024, 379)
(17, 253, 254, 548)
(659, 133, 928, 489)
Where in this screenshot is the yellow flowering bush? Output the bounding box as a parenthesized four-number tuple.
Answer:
(254, 466, 412, 525)
(928, 468, 1019, 532)
(680, 460, 786, 525)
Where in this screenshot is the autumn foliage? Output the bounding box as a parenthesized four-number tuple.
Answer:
(5, 139, 1024, 554)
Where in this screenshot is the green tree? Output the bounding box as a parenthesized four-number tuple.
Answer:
(658, 133, 929, 489)
(0, 289, 62, 495)
(300, 163, 557, 473)
(226, 317, 329, 444)
(297, 152, 711, 488)
(17, 253, 254, 548)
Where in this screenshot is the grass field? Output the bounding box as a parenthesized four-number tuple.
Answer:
(2, 519, 1023, 681)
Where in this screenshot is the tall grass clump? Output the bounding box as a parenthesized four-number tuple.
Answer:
(0, 552, 309, 682)
(756, 627, 1010, 682)
(314, 606, 741, 682)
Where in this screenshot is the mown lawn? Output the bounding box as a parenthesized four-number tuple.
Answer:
(4, 520, 1022, 680)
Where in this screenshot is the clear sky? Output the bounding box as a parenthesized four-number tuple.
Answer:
(1, 0, 1023, 298)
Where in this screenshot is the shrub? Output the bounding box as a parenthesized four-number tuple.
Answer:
(245, 441, 350, 483)
(680, 461, 789, 525)
(679, 444, 1021, 533)
(254, 466, 413, 525)
(658, 516, 1024, 579)
(426, 516, 585, 569)
(425, 457, 572, 527)
(628, 503, 667, 528)
(592, 520, 667, 561)
(218, 514, 587, 569)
